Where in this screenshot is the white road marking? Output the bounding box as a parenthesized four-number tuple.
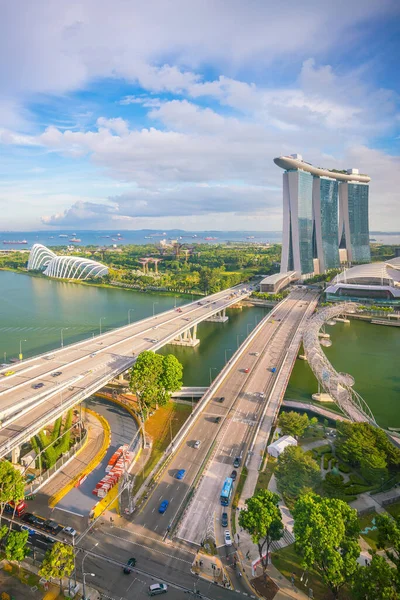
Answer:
(152, 508, 155, 513)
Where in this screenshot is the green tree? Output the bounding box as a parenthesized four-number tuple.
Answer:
(351, 555, 397, 600)
(129, 351, 164, 416)
(275, 446, 321, 499)
(376, 513, 400, 583)
(293, 493, 360, 599)
(360, 450, 388, 485)
(158, 354, 183, 405)
(39, 542, 74, 592)
(5, 530, 29, 569)
(0, 461, 25, 524)
(278, 411, 309, 438)
(238, 490, 284, 573)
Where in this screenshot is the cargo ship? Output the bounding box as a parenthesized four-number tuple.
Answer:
(69, 238, 81, 243)
(3, 240, 27, 244)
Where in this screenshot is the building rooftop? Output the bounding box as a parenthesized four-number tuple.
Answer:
(274, 155, 371, 183)
(260, 271, 298, 285)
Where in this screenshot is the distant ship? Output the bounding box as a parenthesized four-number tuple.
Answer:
(204, 236, 217, 241)
(69, 238, 81, 243)
(3, 240, 27, 244)
(246, 236, 255, 239)
(59, 234, 68, 238)
(100, 235, 110, 239)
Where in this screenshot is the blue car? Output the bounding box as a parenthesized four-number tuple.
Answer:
(21, 525, 35, 536)
(158, 500, 169, 514)
(176, 469, 186, 480)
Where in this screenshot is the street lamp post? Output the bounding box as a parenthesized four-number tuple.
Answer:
(224, 348, 232, 364)
(99, 317, 106, 335)
(60, 327, 69, 348)
(152, 302, 159, 317)
(128, 309, 135, 324)
(209, 367, 217, 385)
(81, 543, 98, 600)
(247, 323, 252, 336)
(236, 334, 243, 349)
(19, 339, 27, 361)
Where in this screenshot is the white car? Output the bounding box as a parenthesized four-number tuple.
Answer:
(63, 526, 77, 537)
(194, 440, 201, 449)
(224, 530, 232, 546)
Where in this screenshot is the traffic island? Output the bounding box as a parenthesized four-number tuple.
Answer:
(251, 575, 279, 600)
(191, 552, 232, 589)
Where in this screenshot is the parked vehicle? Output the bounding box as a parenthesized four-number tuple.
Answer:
(148, 583, 168, 596)
(221, 512, 228, 527)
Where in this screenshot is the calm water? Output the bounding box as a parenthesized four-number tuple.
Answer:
(286, 320, 400, 429)
(0, 271, 268, 380)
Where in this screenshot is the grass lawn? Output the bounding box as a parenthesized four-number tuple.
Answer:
(255, 458, 277, 493)
(358, 512, 379, 550)
(271, 544, 350, 600)
(385, 501, 400, 519)
(132, 401, 192, 492)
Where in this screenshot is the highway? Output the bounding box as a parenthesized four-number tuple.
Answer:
(128, 289, 317, 548)
(0, 284, 251, 457)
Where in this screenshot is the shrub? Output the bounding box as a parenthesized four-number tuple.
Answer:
(338, 462, 351, 473)
(349, 473, 365, 485)
(323, 453, 333, 469)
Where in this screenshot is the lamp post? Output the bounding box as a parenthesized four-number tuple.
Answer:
(152, 302, 159, 317)
(19, 339, 27, 361)
(247, 323, 252, 336)
(209, 367, 217, 385)
(128, 308, 135, 324)
(82, 543, 98, 600)
(224, 348, 232, 364)
(236, 334, 243, 349)
(60, 327, 69, 348)
(99, 317, 106, 335)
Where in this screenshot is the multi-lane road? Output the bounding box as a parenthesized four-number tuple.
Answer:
(0, 284, 251, 457)
(128, 290, 316, 545)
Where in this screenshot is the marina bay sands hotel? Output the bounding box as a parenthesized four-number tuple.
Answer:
(274, 154, 371, 276)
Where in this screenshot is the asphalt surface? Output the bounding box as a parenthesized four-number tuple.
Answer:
(129, 290, 312, 549)
(56, 396, 139, 515)
(0, 285, 251, 457)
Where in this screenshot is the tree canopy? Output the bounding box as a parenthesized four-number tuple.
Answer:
(129, 350, 183, 416)
(376, 513, 400, 582)
(275, 445, 321, 499)
(351, 554, 397, 600)
(278, 411, 310, 438)
(238, 489, 284, 571)
(293, 493, 360, 599)
(0, 461, 25, 522)
(5, 530, 29, 567)
(39, 542, 74, 591)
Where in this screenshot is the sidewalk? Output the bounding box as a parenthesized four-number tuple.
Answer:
(191, 552, 231, 589)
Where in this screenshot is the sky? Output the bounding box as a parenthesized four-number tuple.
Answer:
(0, 0, 399, 232)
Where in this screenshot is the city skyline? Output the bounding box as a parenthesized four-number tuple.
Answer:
(0, 0, 399, 232)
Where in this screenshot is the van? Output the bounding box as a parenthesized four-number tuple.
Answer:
(148, 583, 168, 596)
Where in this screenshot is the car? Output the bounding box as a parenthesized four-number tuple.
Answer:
(158, 500, 169, 514)
(233, 456, 241, 468)
(176, 469, 186, 480)
(183, 318, 190, 321)
(224, 530, 232, 546)
(90, 353, 96, 357)
(63, 526, 76, 537)
(272, 314, 276, 317)
(32, 382, 44, 389)
(152, 326, 158, 329)
(217, 396, 225, 403)
(253, 352, 260, 357)
(151, 339, 158, 343)
(194, 440, 201, 449)
(148, 583, 168, 596)
(243, 368, 250, 373)
(123, 557, 137, 574)
(21, 525, 35, 536)
(51, 371, 62, 377)
(197, 302, 202, 305)
(3, 370, 15, 377)
(221, 512, 228, 527)
(214, 416, 221, 424)
(230, 470, 237, 481)
(176, 308, 182, 313)
(44, 519, 59, 534)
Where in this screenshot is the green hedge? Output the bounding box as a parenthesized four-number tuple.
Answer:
(349, 473, 365, 485)
(338, 462, 351, 473)
(323, 453, 334, 469)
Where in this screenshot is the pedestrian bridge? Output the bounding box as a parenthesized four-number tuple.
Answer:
(0, 284, 252, 460)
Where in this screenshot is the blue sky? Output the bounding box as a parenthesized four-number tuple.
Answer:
(0, 0, 399, 231)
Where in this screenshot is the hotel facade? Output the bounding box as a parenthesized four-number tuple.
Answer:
(274, 154, 371, 276)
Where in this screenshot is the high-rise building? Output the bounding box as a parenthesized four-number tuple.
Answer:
(274, 154, 371, 275)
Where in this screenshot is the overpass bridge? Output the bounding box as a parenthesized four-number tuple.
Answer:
(0, 284, 252, 460)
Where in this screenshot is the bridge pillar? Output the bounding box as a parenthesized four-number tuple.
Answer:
(11, 445, 21, 464)
(170, 324, 200, 347)
(205, 308, 228, 323)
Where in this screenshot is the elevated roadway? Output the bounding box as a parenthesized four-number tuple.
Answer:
(129, 289, 319, 545)
(0, 284, 251, 458)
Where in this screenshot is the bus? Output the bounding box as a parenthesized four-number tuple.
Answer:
(220, 477, 234, 506)
(4, 500, 27, 518)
